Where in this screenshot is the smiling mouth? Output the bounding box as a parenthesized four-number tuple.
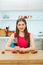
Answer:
(20, 28, 23, 30)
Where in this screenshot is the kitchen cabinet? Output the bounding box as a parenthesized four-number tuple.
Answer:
(42, 40, 43, 50)
(0, 37, 43, 50)
(0, 37, 9, 50)
(35, 39, 42, 50)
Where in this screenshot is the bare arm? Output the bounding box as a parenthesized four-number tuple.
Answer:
(5, 33, 15, 51)
(26, 33, 36, 51)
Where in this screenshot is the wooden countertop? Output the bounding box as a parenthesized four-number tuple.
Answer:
(0, 50, 43, 64)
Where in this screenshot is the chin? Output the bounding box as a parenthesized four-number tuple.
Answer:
(19, 29, 24, 32)
(20, 30, 24, 32)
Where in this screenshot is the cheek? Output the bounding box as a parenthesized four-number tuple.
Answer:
(23, 26, 26, 29)
(17, 26, 20, 30)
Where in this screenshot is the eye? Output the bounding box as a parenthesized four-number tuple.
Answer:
(18, 24, 21, 26)
(22, 24, 24, 26)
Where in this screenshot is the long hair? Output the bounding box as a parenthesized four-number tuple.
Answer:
(16, 18, 30, 45)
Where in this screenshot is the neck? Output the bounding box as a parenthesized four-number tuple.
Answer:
(19, 31, 24, 37)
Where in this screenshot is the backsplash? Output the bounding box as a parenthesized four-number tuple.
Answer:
(0, 10, 43, 35)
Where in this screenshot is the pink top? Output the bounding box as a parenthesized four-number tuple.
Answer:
(14, 33, 30, 48)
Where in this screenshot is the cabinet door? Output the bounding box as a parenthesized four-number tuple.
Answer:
(0, 38, 9, 50)
(42, 40, 43, 50)
(35, 39, 42, 50)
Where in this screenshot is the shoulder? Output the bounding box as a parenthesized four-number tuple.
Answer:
(30, 33, 34, 39)
(28, 32, 33, 37)
(9, 33, 14, 40)
(28, 32, 34, 42)
(10, 32, 16, 37)
(28, 32, 31, 35)
(7, 33, 16, 42)
(10, 33, 14, 38)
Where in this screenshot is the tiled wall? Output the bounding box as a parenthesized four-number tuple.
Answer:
(0, 10, 43, 35)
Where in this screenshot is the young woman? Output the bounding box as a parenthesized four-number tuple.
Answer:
(5, 18, 36, 52)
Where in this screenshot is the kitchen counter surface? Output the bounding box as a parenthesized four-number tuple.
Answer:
(0, 36, 43, 39)
(34, 36, 43, 39)
(0, 50, 43, 65)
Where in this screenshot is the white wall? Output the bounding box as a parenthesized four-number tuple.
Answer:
(0, 0, 43, 10)
(0, 10, 43, 35)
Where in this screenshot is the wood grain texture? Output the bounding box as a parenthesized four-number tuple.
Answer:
(0, 50, 43, 65)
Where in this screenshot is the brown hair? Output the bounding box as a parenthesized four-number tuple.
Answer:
(16, 18, 30, 45)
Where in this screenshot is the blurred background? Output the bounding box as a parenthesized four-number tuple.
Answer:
(0, 0, 43, 50)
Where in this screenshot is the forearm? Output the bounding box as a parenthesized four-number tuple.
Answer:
(5, 46, 20, 51)
(5, 46, 14, 51)
(19, 47, 32, 52)
(25, 47, 36, 51)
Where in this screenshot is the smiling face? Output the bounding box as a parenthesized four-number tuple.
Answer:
(17, 21, 26, 32)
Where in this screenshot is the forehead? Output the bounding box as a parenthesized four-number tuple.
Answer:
(18, 21, 25, 24)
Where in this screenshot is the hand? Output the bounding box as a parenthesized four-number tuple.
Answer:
(19, 48, 26, 52)
(20, 48, 30, 53)
(14, 46, 20, 51)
